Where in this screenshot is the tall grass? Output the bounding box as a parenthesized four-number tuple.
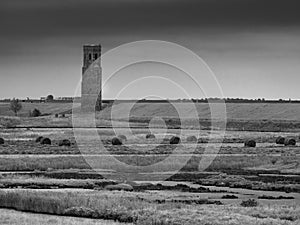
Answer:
(0, 154, 281, 172)
(0, 189, 298, 225)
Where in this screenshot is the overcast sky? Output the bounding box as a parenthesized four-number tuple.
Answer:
(0, 0, 300, 99)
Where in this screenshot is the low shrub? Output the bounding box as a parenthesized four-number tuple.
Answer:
(198, 138, 208, 143)
(221, 195, 238, 199)
(105, 183, 133, 191)
(58, 139, 71, 147)
(0, 138, 4, 145)
(31, 108, 41, 117)
(240, 199, 258, 207)
(258, 195, 294, 200)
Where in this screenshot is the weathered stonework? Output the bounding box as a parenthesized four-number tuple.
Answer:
(81, 44, 102, 111)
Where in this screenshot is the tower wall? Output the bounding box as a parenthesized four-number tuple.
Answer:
(81, 44, 102, 111)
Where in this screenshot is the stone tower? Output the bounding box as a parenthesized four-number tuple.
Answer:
(81, 44, 102, 111)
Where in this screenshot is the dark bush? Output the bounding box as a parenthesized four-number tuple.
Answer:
(186, 135, 197, 142)
(55, 114, 59, 118)
(146, 133, 155, 139)
(240, 199, 258, 207)
(0, 138, 4, 145)
(112, 137, 122, 145)
(40, 138, 51, 145)
(284, 138, 296, 146)
(244, 139, 256, 147)
(117, 135, 127, 141)
(31, 108, 41, 117)
(170, 136, 180, 144)
(58, 139, 71, 147)
(258, 195, 294, 200)
(276, 136, 285, 145)
(105, 183, 133, 191)
(221, 195, 238, 199)
(35, 136, 44, 143)
(271, 158, 277, 165)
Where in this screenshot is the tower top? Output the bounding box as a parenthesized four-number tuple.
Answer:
(83, 44, 101, 49)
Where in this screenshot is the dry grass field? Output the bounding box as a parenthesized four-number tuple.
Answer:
(0, 102, 300, 224)
(0, 189, 298, 225)
(101, 102, 300, 121)
(0, 102, 78, 117)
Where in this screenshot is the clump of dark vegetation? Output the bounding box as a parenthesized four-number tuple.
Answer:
(0, 177, 116, 189)
(186, 135, 197, 142)
(0, 138, 4, 145)
(40, 137, 51, 145)
(170, 136, 180, 144)
(197, 138, 208, 143)
(284, 138, 296, 146)
(58, 139, 71, 147)
(30, 169, 104, 179)
(112, 137, 122, 145)
(221, 195, 239, 199)
(105, 183, 134, 191)
(171, 199, 222, 205)
(240, 199, 258, 207)
(132, 183, 222, 193)
(197, 173, 300, 193)
(244, 139, 256, 147)
(146, 133, 155, 139)
(146, 198, 222, 205)
(30, 108, 41, 117)
(275, 136, 285, 145)
(258, 195, 294, 200)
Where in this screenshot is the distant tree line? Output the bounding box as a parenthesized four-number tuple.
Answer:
(1, 97, 300, 104)
(108, 98, 300, 104)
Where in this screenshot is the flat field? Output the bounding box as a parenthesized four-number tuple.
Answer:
(0, 119, 299, 224)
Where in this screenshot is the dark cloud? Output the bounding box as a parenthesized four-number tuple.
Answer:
(1, 0, 300, 40)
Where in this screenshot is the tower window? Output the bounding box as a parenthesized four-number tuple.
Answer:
(89, 53, 92, 60)
(94, 53, 98, 59)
